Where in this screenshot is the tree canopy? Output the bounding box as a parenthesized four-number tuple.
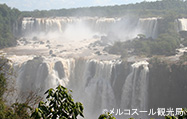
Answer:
(0, 4, 20, 48)
(31, 85, 84, 119)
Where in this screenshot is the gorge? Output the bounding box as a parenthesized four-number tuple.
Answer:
(2, 16, 187, 119)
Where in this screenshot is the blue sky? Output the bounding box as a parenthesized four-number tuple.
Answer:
(0, 0, 157, 11)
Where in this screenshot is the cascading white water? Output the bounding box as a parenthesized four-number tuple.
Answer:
(137, 18, 158, 39)
(176, 18, 187, 31)
(22, 17, 76, 35)
(11, 56, 149, 119)
(120, 61, 149, 119)
(21, 17, 116, 36)
(21, 17, 159, 39)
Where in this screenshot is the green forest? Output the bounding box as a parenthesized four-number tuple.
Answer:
(0, 4, 20, 48)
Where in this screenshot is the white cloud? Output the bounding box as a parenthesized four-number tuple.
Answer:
(144, 0, 158, 1)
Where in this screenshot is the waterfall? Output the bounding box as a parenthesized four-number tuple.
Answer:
(120, 61, 149, 119)
(22, 17, 72, 35)
(11, 56, 149, 119)
(176, 18, 187, 32)
(21, 17, 159, 39)
(21, 17, 117, 36)
(137, 18, 158, 39)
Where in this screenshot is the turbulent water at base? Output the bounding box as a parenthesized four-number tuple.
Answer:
(21, 17, 159, 39)
(12, 56, 149, 119)
(176, 18, 187, 31)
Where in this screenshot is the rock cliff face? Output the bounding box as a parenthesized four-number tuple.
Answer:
(148, 60, 187, 118)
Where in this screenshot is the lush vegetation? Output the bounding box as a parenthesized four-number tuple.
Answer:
(31, 85, 84, 119)
(0, 57, 33, 119)
(98, 112, 116, 119)
(0, 4, 20, 48)
(104, 33, 180, 57)
(22, 0, 187, 17)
